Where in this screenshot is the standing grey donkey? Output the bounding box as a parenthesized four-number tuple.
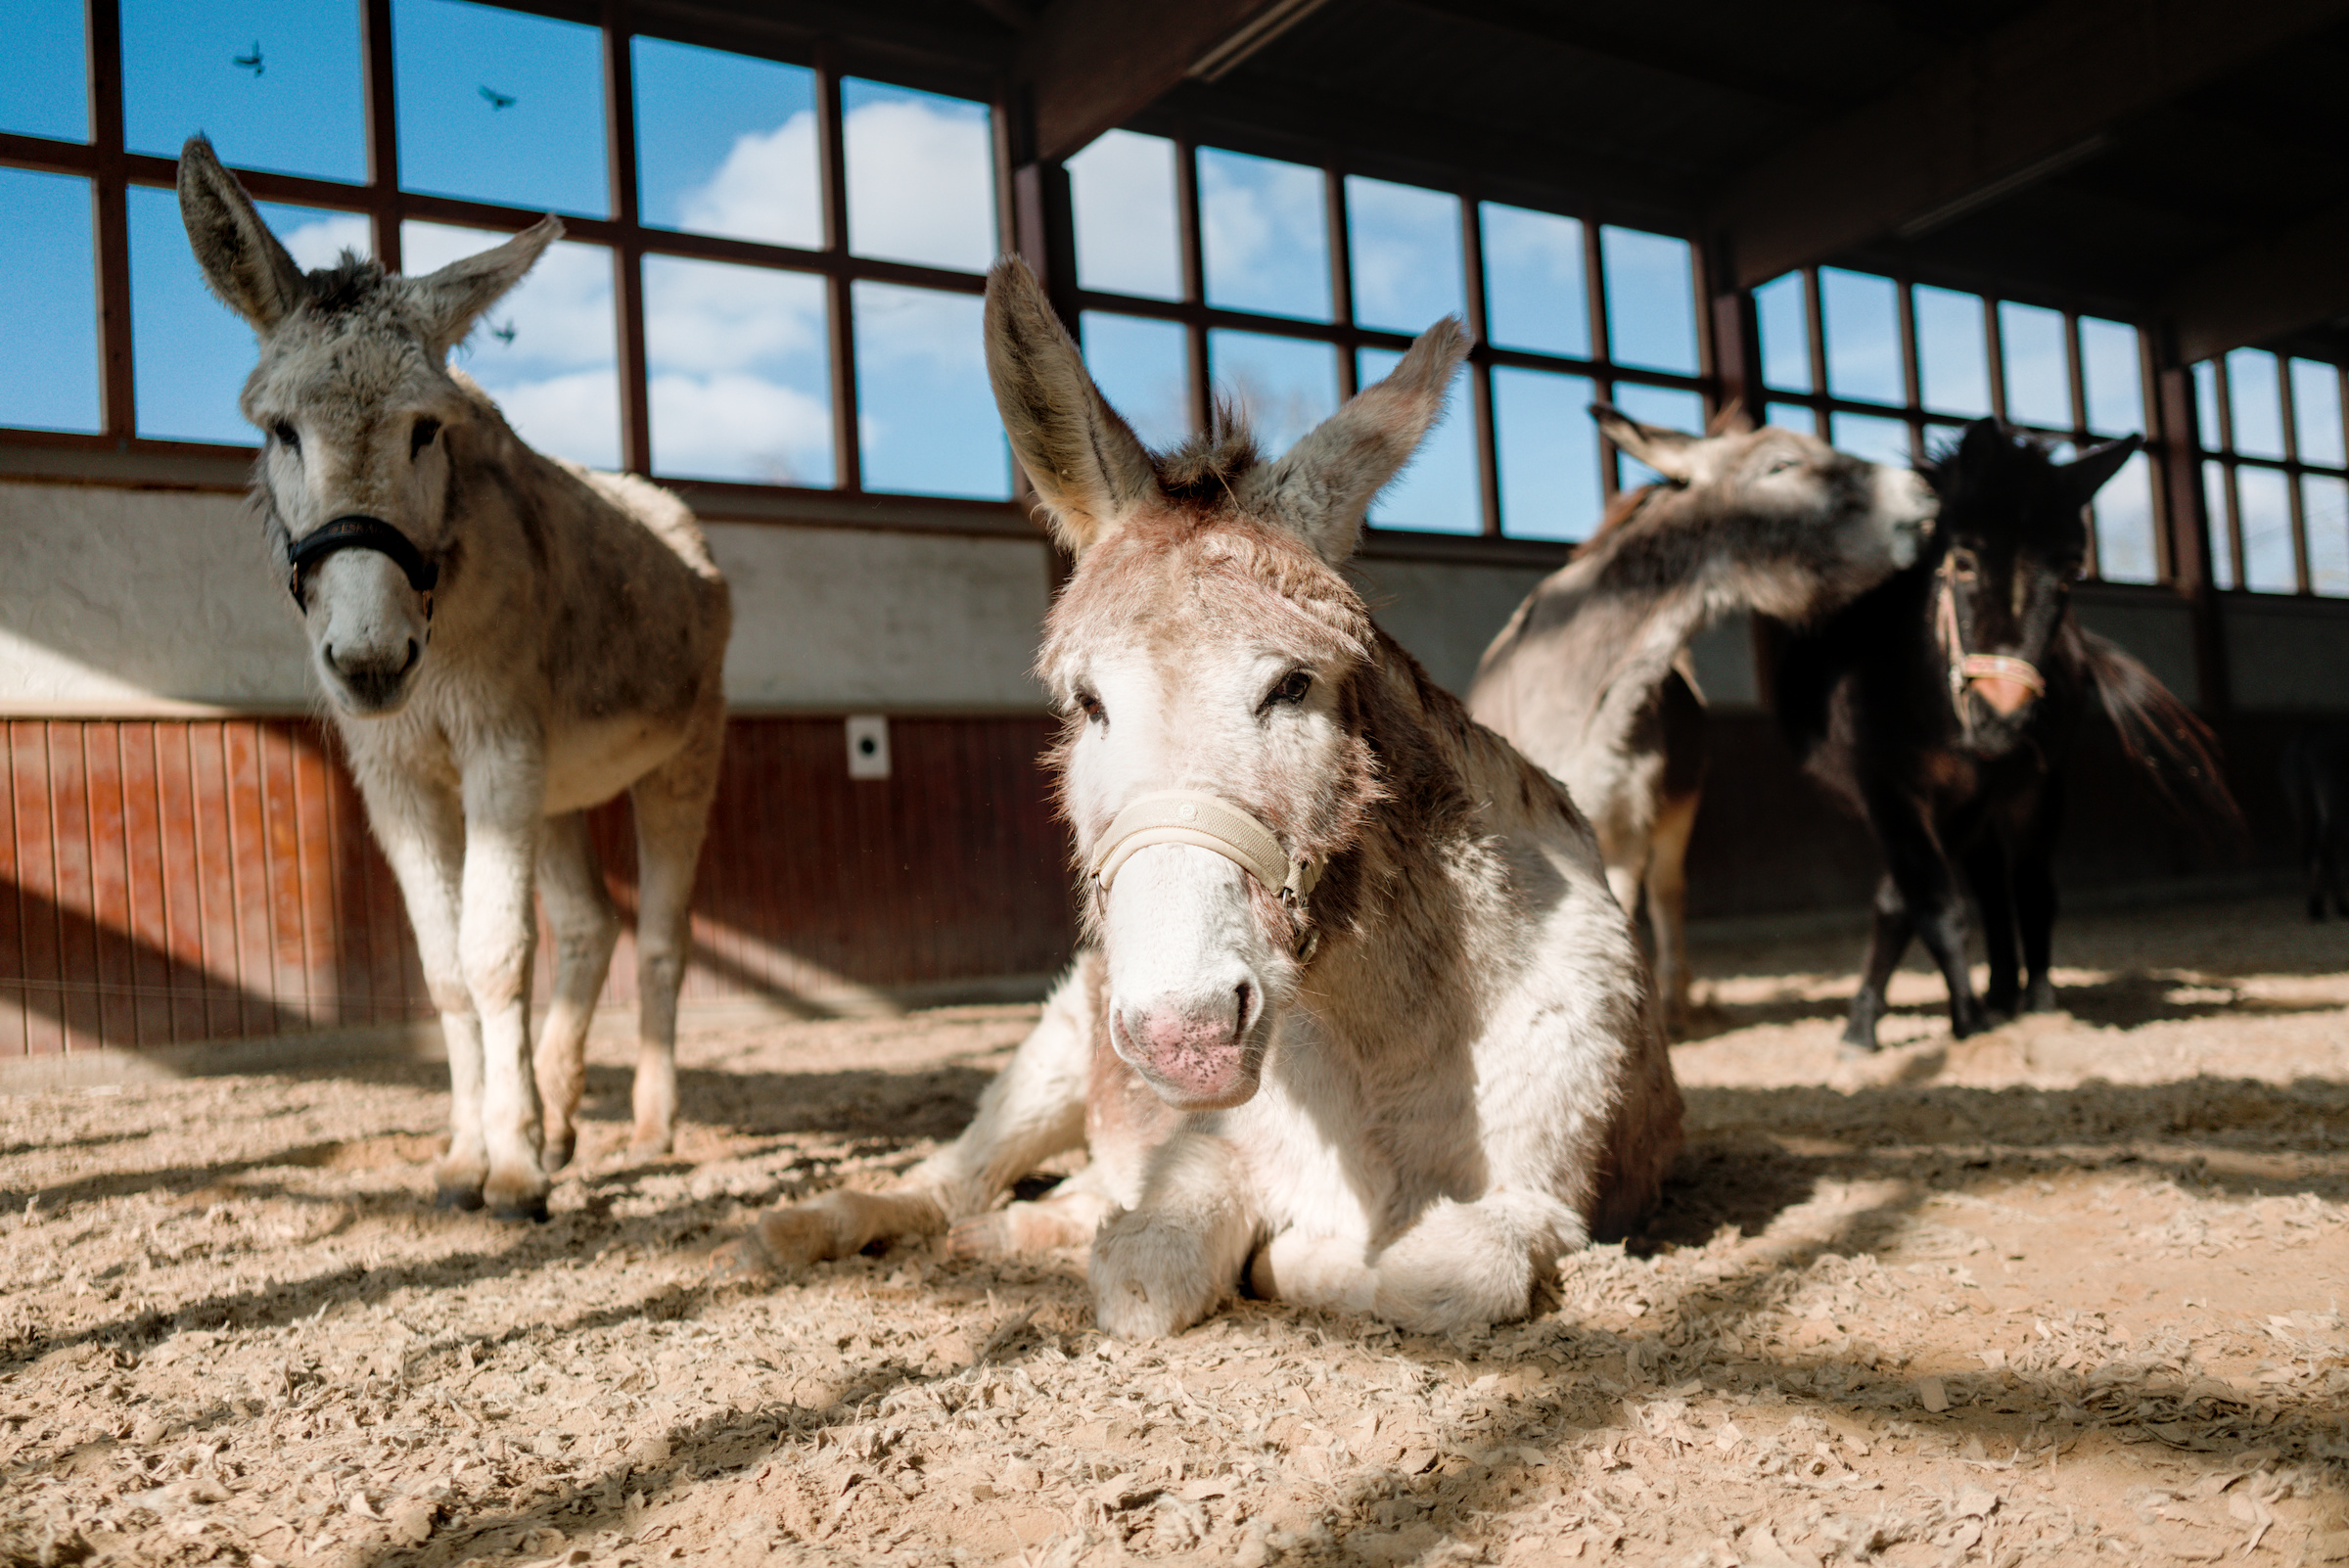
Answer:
(178, 139, 731, 1219)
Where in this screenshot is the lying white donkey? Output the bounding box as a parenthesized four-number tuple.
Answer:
(725, 259, 1682, 1336)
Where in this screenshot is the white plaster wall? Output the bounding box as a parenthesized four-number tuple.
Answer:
(0, 482, 1055, 715)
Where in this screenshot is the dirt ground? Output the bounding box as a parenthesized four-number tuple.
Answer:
(3, 894, 2346, 1568)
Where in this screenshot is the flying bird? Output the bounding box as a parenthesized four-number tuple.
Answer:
(233, 42, 262, 75)
(479, 85, 516, 110)
(488, 319, 517, 346)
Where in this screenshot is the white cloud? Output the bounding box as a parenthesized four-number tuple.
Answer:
(842, 97, 995, 273)
(650, 371, 830, 485)
(678, 111, 823, 250)
(853, 283, 984, 373)
(1068, 130, 1181, 300)
(643, 256, 824, 375)
(279, 212, 374, 272)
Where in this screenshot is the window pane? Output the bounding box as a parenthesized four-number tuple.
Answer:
(0, 169, 98, 433)
(2225, 348, 2285, 460)
(2192, 359, 2223, 450)
(2204, 463, 2235, 589)
(133, 188, 372, 442)
(2306, 476, 2349, 598)
(2093, 451, 2159, 584)
(1998, 301, 2070, 430)
(402, 220, 618, 469)
(1346, 176, 1463, 337)
(1356, 346, 1477, 534)
(1069, 131, 1181, 301)
(1923, 422, 1964, 460)
(1765, 401, 1819, 437)
(1480, 204, 1588, 360)
(843, 79, 993, 274)
(394, 0, 608, 216)
(1200, 149, 1329, 322)
(2078, 317, 2143, 438)
(1609, 383, 1705, 486)
(2290, 358, 2345, 469)
(1600, 227, 1697, 376)
(124, 0, 364, 182)
(1080, 312, 1189, 453)
(1493, 367, 1601, 541)
(1913, 286, 1990, 417)
(1820, 267, 1901, 406)
(1206, 329, 1338, 456)
(632, 38, 818, 251)
(643, 256, 830, 486)
(2, 0, 87, 141)
(2238, 465, 2295, 592)
(852, 283, 1007, 498)
(1831, 411, 1912, 468)
(1755, 272, 1810, 393)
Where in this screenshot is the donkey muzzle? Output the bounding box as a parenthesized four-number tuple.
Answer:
(1960, 654, 2044, 716)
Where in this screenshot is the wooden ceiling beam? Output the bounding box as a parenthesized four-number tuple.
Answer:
(2165, 201, 2349, 363)
(1712, 0, 2349, 290)
(1017, 0, 1328, 162)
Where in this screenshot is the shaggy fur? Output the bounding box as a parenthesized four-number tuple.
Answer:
(1775, 419, 2241, 1050)
(178, 139, 730, 1217)
(1467, 412, 1935, 1028)
(726, 261, 1681, 1336)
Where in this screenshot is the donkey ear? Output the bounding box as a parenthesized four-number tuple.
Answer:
(984, 257, 1161, 555)
(407, 217, 564, 358)
(1706, 399, 1755, 437)
(1592, 403, 1701, 484)
(177, 136, 308, 333)
(2061, 434, 2142, 502)
(1239, 317, 1469, 565)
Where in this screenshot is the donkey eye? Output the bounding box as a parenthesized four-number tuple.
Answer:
(1073, 690, 1104, 725)
(1765, 454, 1801, 476)
(1950, 548, 1980, 581)
(409, 417, 441, 457)
(272, 422, 299, 451)
(1266, 669, 1313, 709)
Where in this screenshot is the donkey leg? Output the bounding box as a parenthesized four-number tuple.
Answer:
(1866, 792, 1987, 1040)
(723, 952, 1098, 1274)
(1841, 875, 1913, 1053)
(1646, 787, 1700, 1035)
(1091, 1131, 1263, 1339)
(2012, 775, 2063, 1012)
(457, 773, 550, 1222)
(625, 712, 724, 1158)
(1962, 835, 2019, 1020)
(533, 811, 620, 1173)
(360, 774, 488, 1207)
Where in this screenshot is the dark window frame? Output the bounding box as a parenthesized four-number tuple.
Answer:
(2191, 350, 2349, 597)
(1754, 264, 2174, 584)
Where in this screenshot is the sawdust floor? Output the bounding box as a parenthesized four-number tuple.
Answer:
(3, 895, 2348, 1568)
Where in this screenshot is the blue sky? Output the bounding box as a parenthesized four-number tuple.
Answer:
(0, 11, 1966, 544)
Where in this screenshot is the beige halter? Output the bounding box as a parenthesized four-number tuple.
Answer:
(1090, 789, 1324, 921)
(1934, 555, 2045, 731)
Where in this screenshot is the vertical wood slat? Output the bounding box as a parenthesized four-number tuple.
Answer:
(220, 722, 274, 1038)
(11, 724, 64, 1056)
(186, 722, 240, 1039)
(0, 730, 22, 1055)
(46, 723, 102, 1052)
(81, 721, 136, 1047)
(117, 723, 173, 1045)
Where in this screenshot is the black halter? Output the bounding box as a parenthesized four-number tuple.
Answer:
(287, 516, 439, 616)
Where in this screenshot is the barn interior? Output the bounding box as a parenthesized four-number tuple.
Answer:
(7, 0, 2345, 1054)
(3, 7, 2348, 1565)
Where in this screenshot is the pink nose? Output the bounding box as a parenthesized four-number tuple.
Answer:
(1115, 985, 1257, 1106)
(1972, 675, 2035, 715)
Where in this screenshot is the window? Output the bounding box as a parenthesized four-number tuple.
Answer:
(2191, 349, 2349, 596)
(1068, 134, 1710, 541)
(1755, 267, 2165, 583)
(0, 3, 1010, 508)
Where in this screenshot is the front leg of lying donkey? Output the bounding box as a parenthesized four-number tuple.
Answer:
(1090, 1131, 1264, 1338)
(1249, 1188, 1582, 1334)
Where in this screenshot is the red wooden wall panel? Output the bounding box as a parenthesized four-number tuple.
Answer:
(0, 715, 1076, 1053)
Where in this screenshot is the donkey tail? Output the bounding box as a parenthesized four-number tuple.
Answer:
(2064, 624, 2246, 843)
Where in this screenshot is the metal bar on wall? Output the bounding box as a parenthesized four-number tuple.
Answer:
(604, 3, 654, 477)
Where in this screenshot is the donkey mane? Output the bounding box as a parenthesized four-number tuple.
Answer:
(305, 252, 386, 318)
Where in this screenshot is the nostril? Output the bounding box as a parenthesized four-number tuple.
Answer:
(1233, 981, 1254, 1032)
(400, 638, 420, 674)
(322, 643, 342, 674)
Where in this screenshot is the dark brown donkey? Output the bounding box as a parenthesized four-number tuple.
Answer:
(1775, 419, 2242, 1052)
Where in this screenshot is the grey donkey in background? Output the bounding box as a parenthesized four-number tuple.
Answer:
(178, 138, 731, 1219)
(1467, 407, 1936, 1031)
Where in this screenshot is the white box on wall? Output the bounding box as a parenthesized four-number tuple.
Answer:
(846, 715, 891, 779)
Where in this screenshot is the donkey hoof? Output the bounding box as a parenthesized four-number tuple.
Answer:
(489, 1194, 551, 1224)
(627, 1128, 675, 1160)
(435, 1184, 486, 1212)
(708, 1233, 773, 1282)
(541, 1131, 576, 1173)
